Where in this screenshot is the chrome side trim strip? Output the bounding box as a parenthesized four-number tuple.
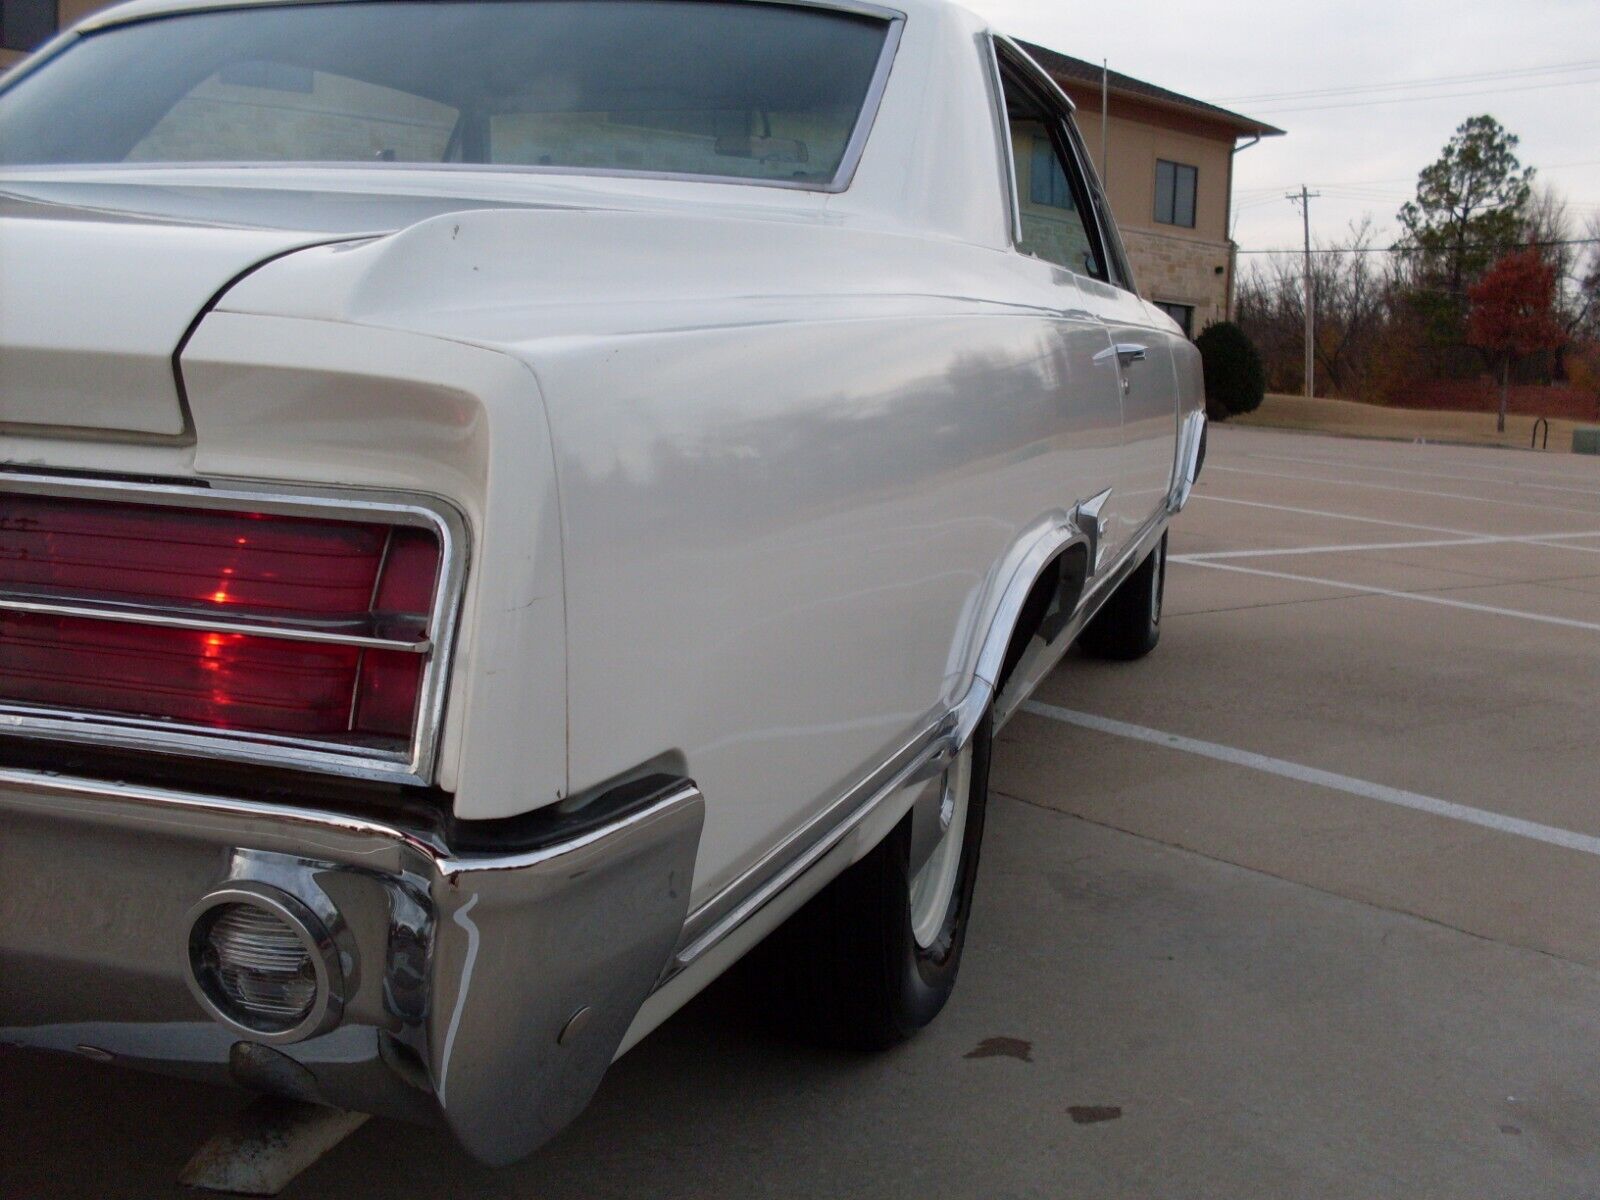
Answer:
(666, 511, 1097, 981)
(1168, 409, 1207, 513)
(0, 472, 468, 785)
(0, 593, 431, 652)
(665, 713, 954, 980)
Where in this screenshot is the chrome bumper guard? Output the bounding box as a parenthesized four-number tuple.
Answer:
(0, 769, 704, 1165)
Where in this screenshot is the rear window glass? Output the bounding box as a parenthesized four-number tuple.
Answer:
(0, 1, 892, 187)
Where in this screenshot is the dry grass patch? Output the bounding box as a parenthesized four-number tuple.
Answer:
(1230, 394, 1595, 454)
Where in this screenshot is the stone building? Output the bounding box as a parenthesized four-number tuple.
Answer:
(1017, 40, 1284, 336)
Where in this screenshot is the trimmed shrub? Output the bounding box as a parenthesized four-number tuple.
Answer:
(1195, 321, 1266, 419)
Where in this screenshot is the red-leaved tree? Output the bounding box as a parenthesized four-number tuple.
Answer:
(1467, 250, 1565, 431)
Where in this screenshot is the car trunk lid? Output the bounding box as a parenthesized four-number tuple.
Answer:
(0, 190, 345, 441)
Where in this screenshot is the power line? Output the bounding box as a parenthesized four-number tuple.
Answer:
(1248, 72, 1600, 116)
(1234, 159, 1600, 196)
(1236, 237, 1600, 255)
(1254, 73, 1593, 116)
(1215, 58, 1600, 105)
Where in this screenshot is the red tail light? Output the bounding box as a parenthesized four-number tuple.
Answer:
(0, 487, 454, 776)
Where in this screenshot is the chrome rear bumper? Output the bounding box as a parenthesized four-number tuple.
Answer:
(0, 768, 703, 1165)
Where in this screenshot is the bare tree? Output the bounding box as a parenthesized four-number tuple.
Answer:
(1235, 219, 1397, 398)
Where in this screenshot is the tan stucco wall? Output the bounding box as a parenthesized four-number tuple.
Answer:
(1058, 87, 1241, 329)
(1079, 110, 1234, 246)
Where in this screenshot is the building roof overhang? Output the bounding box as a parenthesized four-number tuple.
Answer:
(1015, 39, 1286, 140)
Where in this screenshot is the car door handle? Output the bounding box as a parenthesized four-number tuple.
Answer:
(1114, 343, 1147, 366)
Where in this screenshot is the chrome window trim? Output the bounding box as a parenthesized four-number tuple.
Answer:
(989, 37, 1115, 286)
(1061, 113, 1138, 292)
(992, 34, 1076, 113)
(12, 0, 906, 197)
(0, 471, 468, 786)
(982, 33, 1024, 249)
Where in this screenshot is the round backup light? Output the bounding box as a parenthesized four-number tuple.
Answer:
(185, 885, 344, 1043)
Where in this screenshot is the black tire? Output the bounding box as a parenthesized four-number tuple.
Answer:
(748, 711, 993, 1050)
(1078, 532, 1166, 661)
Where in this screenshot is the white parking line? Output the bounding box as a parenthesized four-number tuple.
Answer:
(1194, 494, 1479, 536)
(1435, 460, 1600, 484)
(1193, 495, 1600, 557)
(1247, 451, 1600, 499)
(1208, 465, 1600, 516)
(1019, 700, 1600, 858)
(1171, 558, 1600, 633)
(1178, 530, 1600, 561)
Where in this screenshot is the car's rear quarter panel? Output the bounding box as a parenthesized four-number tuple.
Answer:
(527, 298, 1121, 909)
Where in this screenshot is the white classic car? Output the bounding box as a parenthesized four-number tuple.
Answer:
(0, 0, 1204, 1165)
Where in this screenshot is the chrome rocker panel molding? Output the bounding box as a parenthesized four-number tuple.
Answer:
(0, 766, 705, 1165)
(666, 500, 1147, 983)
(0, 470, 469, 786)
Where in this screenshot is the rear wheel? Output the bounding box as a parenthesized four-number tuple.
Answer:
(1078, 532, 1166, 662)
(750, 711, 993, 1050)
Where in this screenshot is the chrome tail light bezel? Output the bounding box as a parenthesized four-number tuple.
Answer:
(0, 472, 467, 785)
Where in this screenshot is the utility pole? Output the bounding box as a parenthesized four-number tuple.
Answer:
(1100, 60, 1109, 182)
(1287, 186, 1320, 399)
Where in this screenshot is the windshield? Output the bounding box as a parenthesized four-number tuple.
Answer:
(0, 1, 893, 188)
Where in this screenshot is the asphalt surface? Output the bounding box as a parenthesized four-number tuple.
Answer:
(6, 424, 1600, 1198)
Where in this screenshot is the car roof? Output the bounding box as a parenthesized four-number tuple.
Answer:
(75, 0, 947, 36)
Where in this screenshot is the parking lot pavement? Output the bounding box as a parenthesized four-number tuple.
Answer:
(6, 425, 1600, 1198)
(1001, 424, 1600, 970)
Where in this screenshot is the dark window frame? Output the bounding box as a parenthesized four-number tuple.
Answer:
(1154, 300, 1194, 338)
(1154, 158, 1197, 228)
(1, 0, 57, 53)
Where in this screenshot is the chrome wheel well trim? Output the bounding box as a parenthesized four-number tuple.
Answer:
(992, 511, 1169, 732)
(663, 507, 1108, 982)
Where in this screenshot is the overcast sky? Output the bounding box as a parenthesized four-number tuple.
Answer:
(963, 0, 1600, 256)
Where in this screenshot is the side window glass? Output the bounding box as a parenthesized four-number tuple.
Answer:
(999, 66, 1106, 281)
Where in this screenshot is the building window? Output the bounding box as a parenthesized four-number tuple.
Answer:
(1154, 159, 1197, 228)
(1155, 301, 1194, 338)
(1, 0, 56, 52)
(1029, 138, 1075, 210)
